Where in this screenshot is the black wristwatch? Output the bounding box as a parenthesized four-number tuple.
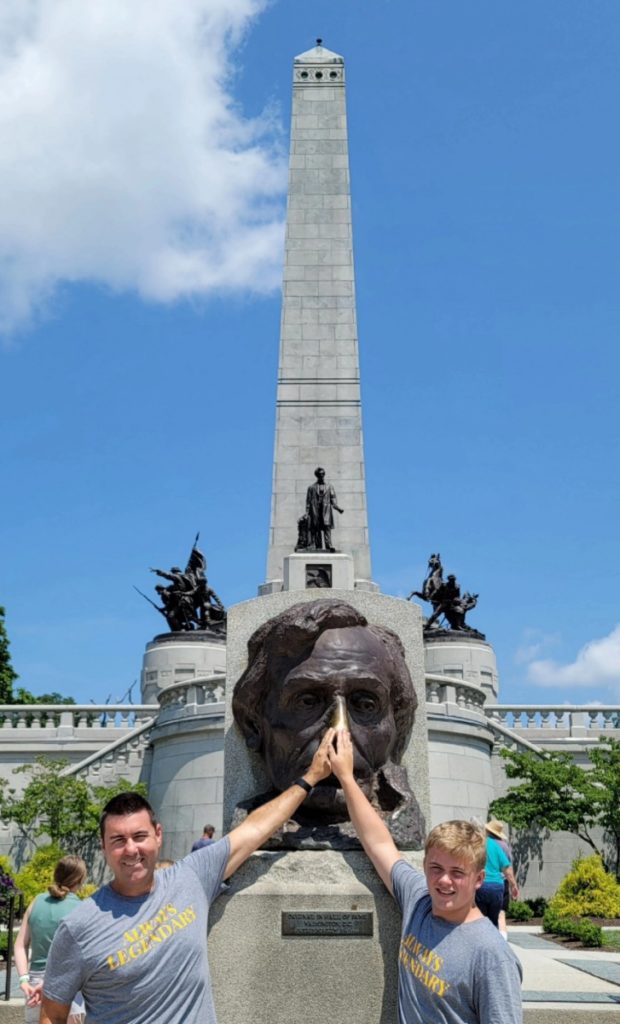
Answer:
(293, 777, 313, 795)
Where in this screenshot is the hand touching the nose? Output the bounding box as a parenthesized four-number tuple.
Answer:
(304, 727, 336, 786)
(329, 728, 355, 783)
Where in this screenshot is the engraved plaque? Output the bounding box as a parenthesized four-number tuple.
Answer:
(282, 911, 373, 937)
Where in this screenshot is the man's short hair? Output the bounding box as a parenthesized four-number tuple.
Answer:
(100, 791, 158, 839)
(232, 599, 417, 760)
(424, 820, 486, 872)
(203, 824, 215, 835)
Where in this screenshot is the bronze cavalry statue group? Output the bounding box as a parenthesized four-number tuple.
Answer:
(408, 553, 481, 635)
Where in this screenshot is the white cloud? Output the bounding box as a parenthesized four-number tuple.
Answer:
(514, 628, 560, 665)
(0, 0, 286, 335)
(527, 623, 620, 691)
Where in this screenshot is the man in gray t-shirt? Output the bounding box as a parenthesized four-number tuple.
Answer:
(40, 730, 336, 1024)
(330, 730, 522, 1024)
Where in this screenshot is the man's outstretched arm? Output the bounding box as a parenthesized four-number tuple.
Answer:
(329, 730, 401, 893)
(224, 728, 335, 878)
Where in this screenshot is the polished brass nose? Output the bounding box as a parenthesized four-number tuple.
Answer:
(329, 694, 349, 731)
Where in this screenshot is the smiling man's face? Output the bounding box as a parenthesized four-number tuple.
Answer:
(261, 625, 398, 818)
(102, 809, 163, 897)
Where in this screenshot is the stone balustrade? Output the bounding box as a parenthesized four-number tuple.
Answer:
(64, 717, 156, 783)
(425, 673, 486, 713)
(0, 704, 157, 733)
(157, 675, 226, 711)
(484, 704, 620, 737)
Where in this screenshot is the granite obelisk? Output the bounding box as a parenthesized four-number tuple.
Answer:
(264, 42, 374, 591)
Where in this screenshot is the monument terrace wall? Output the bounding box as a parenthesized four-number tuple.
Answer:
(1, 680, 617, 893)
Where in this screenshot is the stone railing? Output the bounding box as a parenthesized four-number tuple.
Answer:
(0, 704, 158, 734)
(425, 674, 486, 712)
(485, 705, 620, 737)
(61, 717, 157, 781)
(157, 675, 226, 711)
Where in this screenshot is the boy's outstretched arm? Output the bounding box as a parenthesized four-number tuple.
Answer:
(329, 730, 401, 894)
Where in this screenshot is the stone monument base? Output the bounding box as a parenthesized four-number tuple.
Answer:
(423, 631, 498, 701)
(209, 849, 421, 1024)
(140, 630, 226, 704)
(283, 551, 355, 591)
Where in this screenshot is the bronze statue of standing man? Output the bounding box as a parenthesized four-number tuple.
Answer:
(305, 467, 344, 552)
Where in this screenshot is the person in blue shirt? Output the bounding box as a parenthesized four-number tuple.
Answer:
(476, 821, 519, 928)
(191, 825, 215, 851)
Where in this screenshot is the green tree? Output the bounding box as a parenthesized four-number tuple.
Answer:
(0, 605, 18, 703)
(13, 689, 76, 705)
(490, 738, 620, 879)
(0, 756, 147, 856)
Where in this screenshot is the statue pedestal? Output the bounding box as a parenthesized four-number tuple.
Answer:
(209, 849, 422, 1024)
(259, 552, 378, 595)
(283, 551, 355, 591)
(423, 631, 498, 701)
(140, 630, 226, 704)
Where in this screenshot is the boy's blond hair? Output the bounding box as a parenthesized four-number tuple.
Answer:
(424, 820, 486, 872)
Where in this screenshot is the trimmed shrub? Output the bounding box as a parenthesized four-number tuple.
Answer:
(0, 861, 17, 929)
(507, 900, 534, 921)
(525, 896, 548, 917)
(542, 906, 560, 933)
(549, 854, 620, 919)
(0, 930, 17, 962)
(14, 844, 65, 906)
(0, 855, 15, 880)
(79, 883, 98, 900)
(543, 907, 603, 947)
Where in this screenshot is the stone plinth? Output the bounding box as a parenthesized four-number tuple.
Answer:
(424, 632, 499, 701)
(283, 551, 355, 591)
(140, 631, 226, 704)
(223, 589, 429, 838)
(209, 849, 422, 1024)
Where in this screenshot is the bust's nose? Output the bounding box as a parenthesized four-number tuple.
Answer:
(329, 694, 349, 730)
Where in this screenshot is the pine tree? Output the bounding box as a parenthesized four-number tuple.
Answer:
(0, 606, 18, 703)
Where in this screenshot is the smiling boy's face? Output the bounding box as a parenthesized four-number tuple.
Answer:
(423, 845, 485, 924)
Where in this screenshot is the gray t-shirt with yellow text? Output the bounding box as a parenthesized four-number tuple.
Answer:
(43, 837, 230, 1024)
(392, 859, 522, 1024)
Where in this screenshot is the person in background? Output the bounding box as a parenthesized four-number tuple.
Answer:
(484, 819, 514, 938)
(191, 824, 216, 851)
(14, 855, 88, 1024)
(476, 820, 519, 932)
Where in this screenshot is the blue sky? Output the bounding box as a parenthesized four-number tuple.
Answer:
(1, 1, 619, 706)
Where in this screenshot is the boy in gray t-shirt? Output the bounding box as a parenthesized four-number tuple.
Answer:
(329, 730, 522, 1024)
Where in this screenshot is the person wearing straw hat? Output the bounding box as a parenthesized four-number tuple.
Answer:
(476, 820, 519, 932)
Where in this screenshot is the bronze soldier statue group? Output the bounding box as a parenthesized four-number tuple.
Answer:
(135, 535, 226, 634)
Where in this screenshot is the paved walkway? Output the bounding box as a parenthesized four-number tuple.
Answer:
(2, 925, 619, 1020)
(511, 924, 620, 1015)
